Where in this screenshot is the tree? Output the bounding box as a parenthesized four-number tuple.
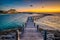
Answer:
(7, 9, 17, 13)
(0, 10, 4, 13)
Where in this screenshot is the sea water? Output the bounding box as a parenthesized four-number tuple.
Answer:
(0, 13, 30, 31)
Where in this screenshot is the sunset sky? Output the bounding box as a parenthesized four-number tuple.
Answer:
(0, 0, 60, 12)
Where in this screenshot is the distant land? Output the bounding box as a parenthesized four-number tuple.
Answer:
(0, 9, 60, 14)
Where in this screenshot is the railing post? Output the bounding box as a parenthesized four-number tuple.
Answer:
(34, 23, 35, 26)
(25, 23, 27, 27)
(16, 29, 20, 40)
(44, 30, 47, 40)
(37, 25, 39, 31)
(22, 27, 24, 34)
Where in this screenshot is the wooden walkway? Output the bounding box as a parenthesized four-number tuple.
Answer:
(20, 16, 43, 40)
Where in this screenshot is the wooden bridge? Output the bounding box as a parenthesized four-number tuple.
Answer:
(17, 16, 43, 40)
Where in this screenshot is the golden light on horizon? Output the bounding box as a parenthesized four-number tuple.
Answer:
(15, 3, 60, 13)
(17, 8, 60, 13)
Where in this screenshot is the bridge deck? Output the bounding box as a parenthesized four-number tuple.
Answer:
(20, 17, 43, 40)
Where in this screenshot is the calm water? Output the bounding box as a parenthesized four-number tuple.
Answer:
(0, 13, 31, 31)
